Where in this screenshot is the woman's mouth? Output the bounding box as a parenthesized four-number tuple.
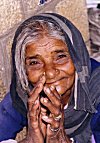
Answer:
(46, 77, 67, 85)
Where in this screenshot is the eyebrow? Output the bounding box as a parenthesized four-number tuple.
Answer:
(25, 49, 68, 60)
(25, 55, 39, 60)
(53, 49, 68, 53)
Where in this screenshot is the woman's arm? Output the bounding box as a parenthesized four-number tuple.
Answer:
(0, 93, 26, 141)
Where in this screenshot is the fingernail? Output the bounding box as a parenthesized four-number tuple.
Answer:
(43, 98, 48, 103)
(34, 99, 39, 104)
(42, 116, 48, 119)
(44, 87, 50, 94)
(50, 85, 55, 91)
(38, 83, 43, 88)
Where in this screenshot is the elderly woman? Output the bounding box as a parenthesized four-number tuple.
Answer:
(0, 13, 100, 143)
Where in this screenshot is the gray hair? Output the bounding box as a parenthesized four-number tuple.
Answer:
(15, 20, 66, 90)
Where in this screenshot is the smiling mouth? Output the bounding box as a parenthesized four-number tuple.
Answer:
(46, 77, 67, 85)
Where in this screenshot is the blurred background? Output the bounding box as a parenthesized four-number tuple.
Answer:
(0, 0, 99, 141)
(86, 0, 100, 61)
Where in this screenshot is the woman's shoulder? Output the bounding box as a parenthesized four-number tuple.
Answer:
(0, 92, 27, 123)
(90, 58, 100, 73)
(0, 92, 26, 141)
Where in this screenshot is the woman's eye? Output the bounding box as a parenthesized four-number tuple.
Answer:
(25, 59, 41, 66)
(54, 53, 70, 64)
(57, 54, 67, 59)
(30, 61, 39, 65)
(25, 59, 44, 69)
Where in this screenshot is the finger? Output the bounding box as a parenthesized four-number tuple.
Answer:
(40, 107, 47, 115)
(29, 96, 40, 111)
(43, 86, 61, 108)
(29, 74, 46, 97)
(47, 124, 59, 136)
(28, 99, 40, 129)
(28, 74, 46, 106)
(28, 75, 46, 113)
(39, 107, 47, 137)
(28, 83, 43, 110)
(43, 86, 61, 107)
(41, 115, 60, 129)
(40, 106, 47, 121)
(40, 97, 61, 117)
(50, 85, 61, 99)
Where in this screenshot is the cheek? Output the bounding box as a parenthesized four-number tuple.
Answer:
(56, 75, 75, 95)
(68, 63, 75, 75)
(66, 60, 75, 75)
(56, 61, 75, 95)
(26, 68, 42, 84)
(58, 60, 75, 75)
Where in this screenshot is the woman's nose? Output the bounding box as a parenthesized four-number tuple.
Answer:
(45, 65, 60, 79)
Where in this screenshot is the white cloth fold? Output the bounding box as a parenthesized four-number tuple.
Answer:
(0, 139, 17, 143)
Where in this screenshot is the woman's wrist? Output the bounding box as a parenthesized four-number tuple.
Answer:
(47, 129, 72, 143)
(19, 135, 33, 143)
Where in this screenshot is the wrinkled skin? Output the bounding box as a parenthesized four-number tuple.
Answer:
(19, 36, 75, 143)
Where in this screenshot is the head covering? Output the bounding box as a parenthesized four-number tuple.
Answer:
(10, 13, 100, 142)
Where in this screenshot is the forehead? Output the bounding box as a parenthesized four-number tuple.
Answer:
(25, 36, 68, 56)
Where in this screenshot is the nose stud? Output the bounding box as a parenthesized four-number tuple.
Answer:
(56, 69, 58, 72)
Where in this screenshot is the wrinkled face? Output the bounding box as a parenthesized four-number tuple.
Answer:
(25, 36, 75, 104)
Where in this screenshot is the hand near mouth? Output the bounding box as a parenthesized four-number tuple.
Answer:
(40, 85, 62, 135)
(40, 85, 71, 143)
(20, 75, 46, 143)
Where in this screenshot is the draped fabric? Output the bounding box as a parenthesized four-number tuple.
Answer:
(10, 13, 100, 142)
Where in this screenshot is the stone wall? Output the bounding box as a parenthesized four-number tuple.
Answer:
(0, 0, 90, 141)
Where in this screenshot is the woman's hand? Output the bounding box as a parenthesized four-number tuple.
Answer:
(19, 76, 71, 143)
(40, 85, 63, 136)
(41, 86, 62, 136)
(40, 86, 72, 143)
(20, 75, 46, 143)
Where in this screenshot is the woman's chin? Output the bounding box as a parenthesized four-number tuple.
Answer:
(56, 85, 71, 97)
(56, 86, 66, 96)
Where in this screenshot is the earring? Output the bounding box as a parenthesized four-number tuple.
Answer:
(55, 69, 60, 74)
(56, 69, 58, 72)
